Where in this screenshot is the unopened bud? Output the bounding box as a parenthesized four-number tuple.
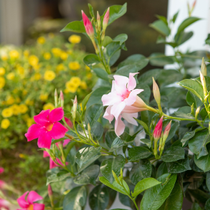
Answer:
(48, 184, 53, 196)
(153, 116, 163, 141)
(195, 107, 200, 120)
(54, 89, 58, 107)
(103, 8, 110, 31)
(200, 71, 208, 97)
(191, 103, 195, 116)
(64, 117, 73, 129)
(60, 90, 64, 107)
(201, 57, 207, 76)
(152, 77, 162, 111)
(97, 11, 101, 32)
(82, 10, 94, 38)
(162, 121, 172, 142)
(72, 96, 77, 120)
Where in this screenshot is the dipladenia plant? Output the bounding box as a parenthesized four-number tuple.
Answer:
(9, 2, 210, 210)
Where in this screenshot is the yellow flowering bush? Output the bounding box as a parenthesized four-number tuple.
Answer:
(0, 34, 96, 148)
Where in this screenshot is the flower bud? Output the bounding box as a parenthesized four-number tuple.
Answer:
(201, 57, 207, 76)
(72, 96, 77, 120)
(152, 77, 161, 111)
(97, 11, 101, 32)
(64, 117, 73, 129)
(60, 90, 64, 108)
(153, 116, 163, 141)
(0, 167, 4, 174)
(54, 89, 58, 107)
(48, 184, 53, 196)
(200, 71, 207, 97)
(103, 8, 110, 31)
(195, 107, 200, 120)
(81, 11, 94, 38)
(162, 121, 172, 142)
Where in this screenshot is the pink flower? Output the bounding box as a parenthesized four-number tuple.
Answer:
(102, 73, 147, 136)
(103, 8, 110, 28)
(64, 117, 73, 129)
(25, 107, 68, 149)
(153, 116, 163, 140)
(0, 167, 6, 189)
(81, 11, 94, 37)
(0, 167, 4, 174)
(17, 191, 45, 210)
(0, 199, 10, 210)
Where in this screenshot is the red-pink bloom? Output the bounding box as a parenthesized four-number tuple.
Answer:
(25, 107, 68, 149)
(0, 198, 10, 210)
(153, 117, 163, 140)
(102, 73, 147, 136)
(81, 11, 94, 37)
(103, 8, 110, 28)
(17, 191, 45, 210)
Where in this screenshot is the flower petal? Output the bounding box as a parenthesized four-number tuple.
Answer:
(34, 110, 50, 125)
(43, 151, 49, 157)
(111, 102, 125, 120)
(115, 116, 125, 137)
(25, 124, 42, 141)
(49, 158, 58, 169)
(103, 106, 114, 123)
(17, 191, 29, 208)
(37, 131, 52, 149)
(33, 203, 45, 210)
(123, 105, 147, 113)
(48, 122, 68, 139)
(0, 167, 4, 174)
(122, 112, 138, 126)
(127, 73, 138, 91)
(63, 139, 71, 147)
(125, 89, 143, 106)
(113, 75, 128, 87)
(27, 191, 43, 204)
(49, 107, 64, 122)
(101, 92, 121, 106)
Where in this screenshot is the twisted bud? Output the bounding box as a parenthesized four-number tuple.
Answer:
(82, 11, 94, 38)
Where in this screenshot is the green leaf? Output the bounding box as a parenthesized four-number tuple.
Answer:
(128, 146, 152, 161)
(102, 3, 127, 25)
(61, 21, 85, 33)
(173, 106, 194, 119)
(149, 53, 174, 66)
(105, 131, 117, 148)
(83, 54, 100, 67)
(81, 92, 92, 111)
(179, 79, 204, 102)
(167, 157, 191, 173)
(135, 119, 149, 134)
(140, 174, 177, 210)
(88, 3, 95, 18)
(176, 17, 201, 35)
(102, 36, 113, 47)
(119, 193, 135, 209)
(161, 146, 185, 163)
(100, 155, 125, 183)
(205, 198, 210, 210)
(188, 130, 210, 159)
(156, 163, 168, 178)
(132, 178, 161, 198)
(113, 34, 128, 45)
(156, 15, 168, 25)
(194, 152, 210, 172)
(158, 183, 183, 210)
(165, 121, 180, 142)
(156, 36, 177, 48)
(172, 11, 179, 23)
(76, 147, 101, 173)
(186, 91, 203, 108)
(189, 203, 202, 210)
(130, 160, 152, 185)
(109, 50, 121, 66)
(73, 165, 99, 185)
(106, 42, 121, 58)
(206, 172, 210, 191)
(92, 68, 109, 81)
(174, 31, 193, 46)
(205, 34, 210, 46)
(63, 186, 87, 210)
(150, 20, 170, 36)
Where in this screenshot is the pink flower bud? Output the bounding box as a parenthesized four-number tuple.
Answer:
(60, 90, 64, 107)
(0, 167, 4, 174)
(48, 184, 53, 196)
(152, 77, 161, 110)
(163, 121, 171, 141)
(103, 8, 110, 30)
(192, 0, 197, 9)
(153, 116, 163, 141)
(72, 96, 77, 120)
(81, 11, 94, 37)
(64, 117, 73, 129)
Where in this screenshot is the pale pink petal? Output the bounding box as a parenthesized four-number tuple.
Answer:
(43, 151, 49, 157)
(123, 105, 147, 113)
(115, 116, 125, 137)
(17, 192, 29, 208)
(111, 102, 125, 120)
(27, 191, 43, 204)
(101, 92, 121, 106)
(122, 112, 138, 126)
(125, 89, 143, 106)
(33, 203, 45, 210)
(48, 122, 68, 139)
(127, 73, 138, 91)
(34, 110, 50, 125)
(25, 124, 42, 141)
(113, 75, 128, 87)
(37, 131, 52, 149)
(103, 106, 114, 123)
(0, 167, 4, 174)
(63, 139, 70, 147)
(49, 107, 64, 122)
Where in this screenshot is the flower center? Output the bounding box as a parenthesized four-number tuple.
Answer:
(45, 122, 54, 131)
(28, 204, 33, 210)
(121, 89, 130, 100)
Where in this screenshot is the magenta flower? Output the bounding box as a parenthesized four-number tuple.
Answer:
(102, 73, 148, 136)
(0, 167, 4, 174)
(82, 11, 94, 37)
(25, 107, 68, 149)
(0, 199, 10, 210)
(153, 116, 163, 141)
(0, 167, 6, 189)
(17, 191, 45, 210)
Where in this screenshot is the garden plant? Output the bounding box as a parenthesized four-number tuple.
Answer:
(2, 1, 210, 210)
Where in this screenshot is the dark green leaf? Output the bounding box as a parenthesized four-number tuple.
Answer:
(186, 91, 203, 108)
(173, 106, 194, 119)
(92, 68, 109, 81)
(105, 131, 117, 148)
(194, 152, 210, 172)
(172, 11, 179, 23)
(150, 20, 170, 36)
(156, 15, 168, 25)
(161, 146, 185, 162)
(113, 34, 128, 45)
(106, 42, 121, 58)
(174, 31, 193, 46)
(205, 34, 210, 46)
(149, 53, 174, 66)
(83, 54, 100, 67)
(165, 121, 179, 142)
(119, 193, 135, 208)
(206, 172, 210, 191)
(190, 203, 202, 210)
(81, 92, 92, 111)
(61, 21, 86, 33)
(88, 4, 95, 18)
(128, 146, 152, 161)
(109, 49, 121, 66)
(205, 198, 210, 210)
(167, 157, 191, 173)
(102, 36, 113, 47)
(156, 163, 168, 178)
(135, 119, 149, 134)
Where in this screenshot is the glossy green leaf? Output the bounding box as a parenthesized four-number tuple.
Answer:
(63, 186, 87, 210)
(174, 31, 193, 46)
(83, 54, 100, 67)
(109, 49, 121, 66)
(88, 3, 95, 18)
(186, 91, 203, 108)
(130, 160, 152, 185)
(76, 147, 101, 172)
(92, 68, 109, 81)
(156, 15, 168, 25)
(150, 20, 170, 36)
(161, 146, 185, 162)
(149, 53, 174, 66)
(179, 79, 204, 102)
(173, 106, 194, 119)
(119, 193, 135, 209)
(128, 146, 152, 161)
(167, 157, 191, 173)
(158, 183, 183, 210)
(135, 119, 149, 133)
(100, 155, 125, 183)
(165, 121, 180, 142)
(156, 163, 168, 178)
(61, 21, 85, 33)
(113, 34, 128, 45)
(190, 203, 202, 210)
(106, 42, 121, 58)
(172, 11, 179, 23)
(140, 174, 177, 210)
(194, 152, 210, 172)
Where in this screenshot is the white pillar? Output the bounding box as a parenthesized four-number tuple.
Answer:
(0, 0, 23, 45)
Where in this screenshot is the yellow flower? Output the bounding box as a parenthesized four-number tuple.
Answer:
(11, 104, 20, 115)
(43, 103, 55, 111)
(7, 72, 15, 80)
(37, 36, 46, 44)
(34, 73, 41, 80)
(56, 64, 65, 72)
(68, 35, 81, 44)
(33, 64, 41, 71)
(9, 50, 19, 59)
(39, 94, 48, 101)
(0, 67, 5, 75)
(43, 52, 51, 60)
(23, 50, 29, 57)
(19, 153, 27, 159)
(80, 81, 87, 89)
(44, 70, 56, 81)
(1, 119, 10, 129)
(52, 48, 62, 57)
(25, 99, 34, 106)
(65, 81, 77, 93)
(17, 66, 25, 76)
(1, 54, 8, 61)
(87, 72, 92, 79)
(70, 77, 81, 87)
(67, 50, 73, 55)
(0, 77, 5, 89)
(60, 52, 68, 60)
(6, 96, 15, 105)
(16, 97, 21, 103)
(19, 104, 28, 114)
(2, 108, 13, 118)
(85, 66, 91, 71)
(69, 61, 80, 70)
(28, 55, 39, 66)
